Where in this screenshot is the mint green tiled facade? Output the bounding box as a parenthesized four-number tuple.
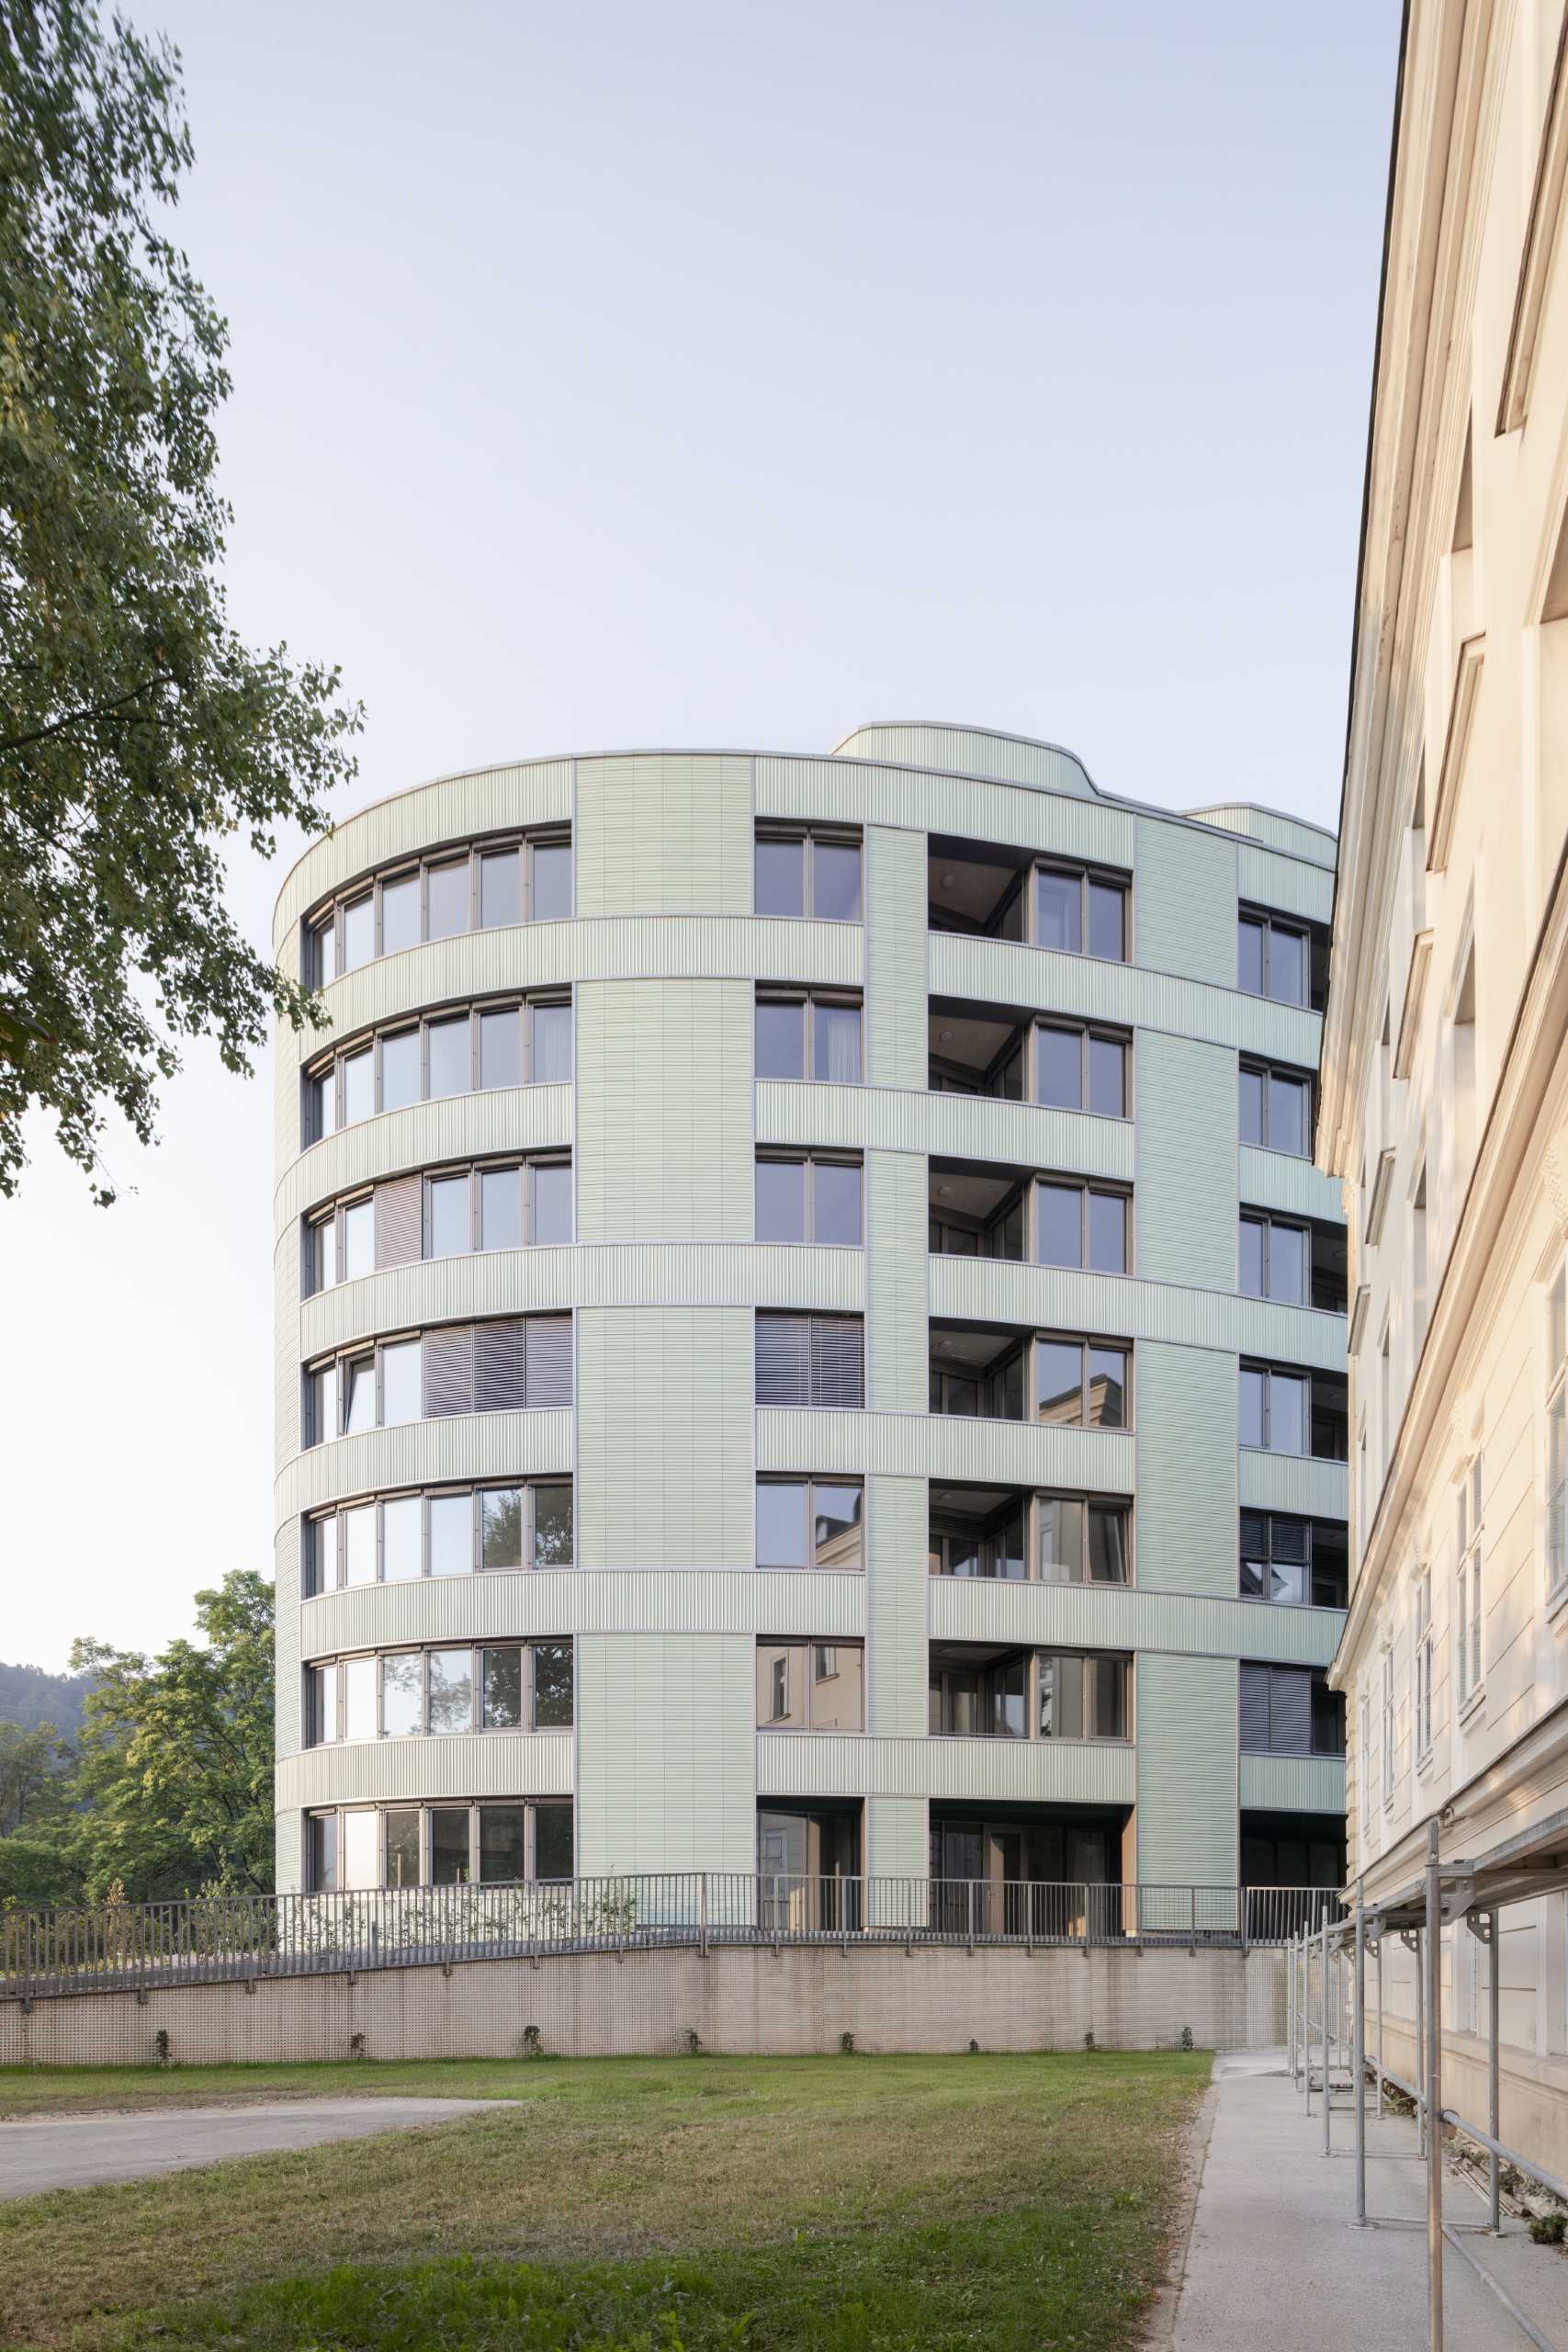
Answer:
(273, 722, 1347, 1895)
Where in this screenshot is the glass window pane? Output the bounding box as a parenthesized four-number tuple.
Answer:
(1240, 1368, 1267, 1449)
(814, 1002, 861, 1083)
(1089, 1508, 1129, 1584)
(382, 1652, 423, 1736)
(1269, 925, 1305, 1005)
(310, 1812, 338, 1892)
(479, 1805, 525, 1883)
(381, 1495, 422, 1582)
(531, 1162, 572, 1246)
(481, 1646, 524, 1740)
(474, 1166, 521, 1250)
(479, 849, 521, 929)
(1036, 1340, 1084, 1426)
(313, 1216, 337, 1292)
(380, 1340, 422, 1427)
(428, 1175, 471, 1258)
(1239, 1219, 1265, 1297)
(344, 1503, 376, 1585)
(1088, 1193, 1125, 1273)
(479, 1008, 523, 1091)
(1088, 1035, 1125, 1117)
(1270, 1074, 1308, 1157)
(1035, 1025, 1082, 1110)
(810, 1644, 863, 1730)
(312, 1363, 337, 1445)
(385, 1808, 421, 1888)
(342, 895, 374, 971)
(1087, 880, 1124, 960)
(532, 1002, 572, 1083)
(536, 1804, 573, 1880)
(813, 1161, 862, 1245)
(430, 1808, 470, 1884)
(380, 1028, 420, 1112)
(312, 1514, 339, 1594)
(426, 860, 469, 939)
(480, 1487, 524, 1570)
(1036, 869, 1081, 952)
(428, 1648, 473, 1734)
(813, 1483, 863, 1568)
(756, 999, 805, 1080)
(1087, 1348, 1126, 1429)
(533, 1484, 573, 1567)
(344, 1356, 376, 1435)
(310, 1067, 336, 1142)
(341, 1200, 374, 1282)
(1035, 1183, 1083, 1268)
(1270, 1373, 1307, 1454)
(380, 874, 420, 956)
(757, 1480, 807, 1567)
(1238, 916, 1265, 995)
(428, 1492, 473, 1577)
(344, 1656, 377, 1740)
(759, 1643, 801, 1725)
(755, 837, 805, 917)
(1269, 1223, 1306, 1305)
(1238, 1067, 1265, 1147)
(312, 919, 337, 989)
(343, 1048, 374, 1126)
(533, 1642, 573, 1727)
(342, 1808, 378, 1888)
(1091, 1656, 1127, 1737)
(531, 842, 572, 922)
(427, 1016, 470, 1099)
(756, 1159, 807, 1244)
(1038, 1497, 1085, 1580)
(1040, 1656, 1084, 1739)
(813, 841, 862, 921)
(310, 1665, 337, 1745)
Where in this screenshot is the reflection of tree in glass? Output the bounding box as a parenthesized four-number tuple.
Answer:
(480, 1487, 523, 1569)
(534, 1645, 573, 1726)
(534, 1486, 573, 1566)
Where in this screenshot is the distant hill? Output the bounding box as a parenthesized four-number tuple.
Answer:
(0, 1663, 94, 1741)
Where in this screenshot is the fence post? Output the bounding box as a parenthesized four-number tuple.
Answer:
(699, 1872, 709, 1961)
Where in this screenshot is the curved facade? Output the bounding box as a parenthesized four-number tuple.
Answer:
(273, 721, 1348, 1901)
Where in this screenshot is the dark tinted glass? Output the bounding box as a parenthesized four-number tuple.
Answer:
(995, 1507, 1027, 1578)
(481, 1648, 524, 1729)
(755, 838, 805, 917)
(310, 1812, 338, 1893)
(1089, 1507, 1129, 1583)
(479, 1806, 525, 1883)
(1035, 1026, 1082, 1109)
(533, 1642, 574, 1726)
(813, 841, 861, 921)
(385, 1809, 420, 1888)
(1088, 1035, 1125, 1116)
(536, 1804, 574, 1879)
(1035, 869, 1081, 952)
(755, 1000, 805, 1079)
(1087, 880, 1124, 960)
(756, 1159, 807, 1243)
(430, 1808, 469, 1884)
(814, 1160, 862, 1244)
(533, 1484, 572, 1566)
(480, 1487, 524, 1569)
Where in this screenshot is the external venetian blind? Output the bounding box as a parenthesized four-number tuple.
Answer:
(423, 1315, 573, 1419)
(375, 1175, 422, 1269)
(1239, 1663, 1312, 1755)
(755, 1313, 864, 1408)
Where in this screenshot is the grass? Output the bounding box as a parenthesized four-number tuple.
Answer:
(0, 2051, 1207, 2351)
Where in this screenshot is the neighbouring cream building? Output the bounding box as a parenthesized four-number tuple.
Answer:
(1322, 0, 1568, 2168)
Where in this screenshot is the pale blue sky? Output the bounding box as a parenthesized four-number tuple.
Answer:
(1, 0, 1399, 1665)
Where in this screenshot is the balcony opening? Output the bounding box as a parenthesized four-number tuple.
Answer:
(757, 1800, 862, 1932)
(929, 1001, 1028, 1096)
(1241, 1810, 1346, 1929)
(930, 1802, 1131, 1936)
(928, 836, 1032, 938)
(929, 1482, 1030, 1577)
(929, 1321, 1028, 1419)
(929, 1160, 1030, 1259)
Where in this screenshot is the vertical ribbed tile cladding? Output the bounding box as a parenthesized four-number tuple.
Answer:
(864, 1793, 931, 1881)
(864, 824, 928, 1090)
(574, 1633, 757, 1875)
(866, 1476, 928, 1740)
(866, 1151, 929, 1413)
(1134, 1029, 1239, 1289)
(1133, 1342, 1239, 1597)
(1135, 1652, 1240, 1885)
(1133, 813, 1237, 987)
(574, 979, 752, 1242)
(573, 754, 752, 916)
(274, 1518, 302, 1763)
(576, 1307, 754, 1568)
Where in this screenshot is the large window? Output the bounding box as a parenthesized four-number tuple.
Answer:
(308, 1641, 572, 1745)
(305, 1480, 572, 1592)
(755, 1155, 862, 1245)
(928, 1644, 1131, 1741)
(1239, 1663, 1344, 1756)
(307, 1799, 572, 1890)
(1034, 1023, 1130, 1116)
(756, 1478, 863, 1570)
(1456, 1455, 1483, 1713)
(754, 829, 862, 922)
(1238, 1215, 1346, 1312)
(1034, 864, 1128, 961)
(1414, 1568, 1435, 1763)
(307, 1159, 570, 1290)
(1036, 1495, 1131, 1585)
(756, 1640, 864, 1730)
(756, 1313, 864, 1408)
(1239, 1363, 1348, 1459)
(305, 996, 571, 1141)
(755, 991, 862, 1083)
(929, 1008, 1128, 1112)
(1237, 908, 1327, 1012)
(1239, 1513, 1348, 1609)
(1034, 1180, 1128, 1274)
(305, 832, 572, 983)
(1239, 1059, 1313, 1157)
(1035, 1336, 1129, 1430)
(306, 1313, 572, 1444)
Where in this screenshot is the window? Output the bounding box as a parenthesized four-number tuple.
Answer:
(929, 1645, 1130, 1740)
(1414, 1570, 1435, 1762)
(1551, 1271, 1568, 1598)
(423, 1159, 572, 1255)
(1359, 1695, 1372, 1836)
(755, 991, 862, 1083)
(755, 1156, 862, 1245)
(1036, 1496, 1131, 1585)
(1038, 1651, 1130, 1739)
(1240, 1214, 1347, 1312)
(1237, 909, 1327, 1010)
(754, 830, 862, 921)
(1239, 1664, 1344, 1755)
(1239, 1514, 1348, 1609)
(1033, 864, 1128, 961)
(1238, 1059, 1314, 1157)
(929, 1496, 1028, 1579)
(1381, 1646, 1396, 1805)
(305, 1481, 573, 1592)
(306, 1800, 572, 1891)
(1034, 1023, 1130, 1116)
(304, 833, 573, 981)
(755, 1313, 864, 1408)
(1034, 1180, 1128, 1273)
(304, 996, 573, 1139)
(930, 1343, 1026, 1419)
(756, 1639, 865, 1730)
(1239, 1363, 1348, 1459)
(1457, 1456, 1483, 1712)
(1034, 1336, 1129, 1430)
(306, 1641, 573, 1743)
(305, 1314, 572, 1445)
(756, 1478, 863, 1569)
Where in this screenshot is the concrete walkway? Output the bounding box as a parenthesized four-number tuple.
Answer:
(0, 2097, 505, 2199)
(1170, 2051, 1568, 2349)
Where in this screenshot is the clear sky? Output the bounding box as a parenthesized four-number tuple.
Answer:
(0, 0, 1400, 1668)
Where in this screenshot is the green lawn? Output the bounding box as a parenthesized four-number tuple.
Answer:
(0, 2051, 1207, 2350)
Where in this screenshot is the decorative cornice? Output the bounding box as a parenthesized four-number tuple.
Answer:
(1496, 5, 1568, 434)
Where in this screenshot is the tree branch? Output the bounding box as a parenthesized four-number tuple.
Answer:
(0, 673, 171, 758)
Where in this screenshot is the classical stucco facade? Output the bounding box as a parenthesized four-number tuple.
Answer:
(273, 720, 1347, 1905)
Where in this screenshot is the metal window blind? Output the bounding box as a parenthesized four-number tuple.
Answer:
(423, 1325, 475, 1418)
(524, 1314, 572, 1408)
(375, 1174, 422, 1269)
(475, 1317, 527, 1413)
(1238, 1664, 1271, 1753)
(810, 1314, 863, 1408)
(756, 1314, 811, 1406)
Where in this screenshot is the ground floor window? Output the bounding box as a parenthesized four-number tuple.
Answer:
(306, 1800, 572, 1891)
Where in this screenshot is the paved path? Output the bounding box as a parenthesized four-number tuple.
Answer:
(0, 2097, 505, 2199)
(1169, 2051, 1568, 2349)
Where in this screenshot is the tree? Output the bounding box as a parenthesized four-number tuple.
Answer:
(68, 1568, 274, 1898)
(0, 1718, 72, 1834)
(0, 0, 359, 1201)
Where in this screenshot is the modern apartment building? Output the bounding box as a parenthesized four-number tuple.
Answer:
(1320, 0, 1568, 2168)
(272, 721, 1348, 1909)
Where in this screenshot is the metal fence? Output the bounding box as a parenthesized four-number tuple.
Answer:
(0, 1876, 1345, 2001)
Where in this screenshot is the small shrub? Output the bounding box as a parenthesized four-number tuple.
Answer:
(1084, 2030, 1097, 2052)
(839, 2031, 855, 2055)
(521, 2025, 543, 2058)
(153, 2028, 171, 2067)
(684, 2029, 705, 2055)
(1529, 2212, 1567, 2246)
(1180, 2026, 1194, 2052)
(349, 2031, 367, 2060)
(967, 2039, 980, 2054)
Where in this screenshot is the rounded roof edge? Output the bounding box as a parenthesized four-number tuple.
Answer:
(830, 719, 1101, 799)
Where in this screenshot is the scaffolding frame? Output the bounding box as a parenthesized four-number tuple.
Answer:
(1288, 1816, 1568, 2352)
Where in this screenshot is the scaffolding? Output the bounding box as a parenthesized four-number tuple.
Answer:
(1288, 1817, 1568, 2352)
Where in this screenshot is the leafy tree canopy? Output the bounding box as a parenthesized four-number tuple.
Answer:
(0, 0, 359, 1200)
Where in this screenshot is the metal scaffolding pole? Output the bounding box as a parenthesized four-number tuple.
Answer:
(1323, 1905, 1332, 2158)
(1425, 1821, 1444, 2352)
(1305, 1932, 1314, 2115)
(1288, 1929, 1297, 2081)
(1487, 1908, 1501, 2235)
(1354, 1883, 1367, 2225)
(1375, 1932, 1384, 2120)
